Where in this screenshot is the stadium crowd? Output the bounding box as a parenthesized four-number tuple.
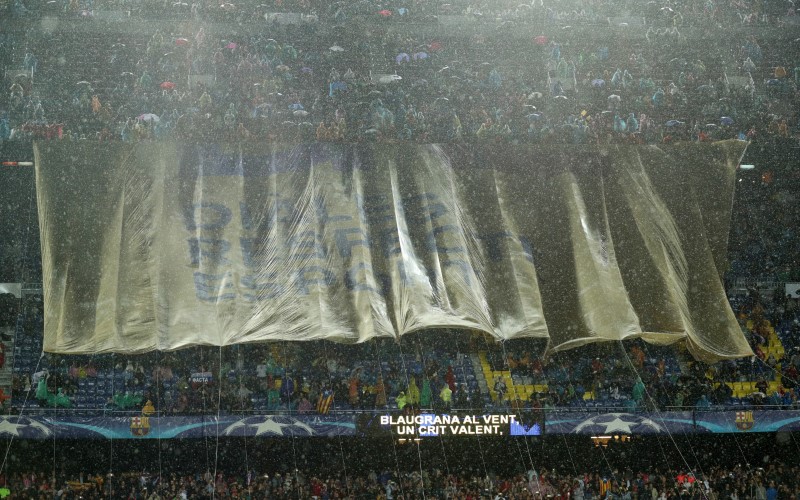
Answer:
(1, 283, 798, 415)
(2, 456, 800, 499)
(4, 0, 799, 26)
(1, 1, 800, 145)
(1, 0, 800, 417)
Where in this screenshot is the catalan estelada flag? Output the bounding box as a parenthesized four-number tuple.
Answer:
(317, 390, 334, 415)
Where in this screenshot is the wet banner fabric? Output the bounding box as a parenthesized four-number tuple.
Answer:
(34, 141, 750, 361)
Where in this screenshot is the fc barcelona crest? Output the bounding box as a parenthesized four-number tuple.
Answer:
(130, 416, 151, 437)
(735, 411, 754, 431)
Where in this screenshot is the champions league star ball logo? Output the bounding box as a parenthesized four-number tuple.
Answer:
(223, 416, 315, 436)
(571, 413, 664, 434)
(0, 416, 52, 438)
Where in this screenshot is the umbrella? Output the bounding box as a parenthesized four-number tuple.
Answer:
(175, 38, 189, 46)
(720, 116, 734, 126)
(607, 94, 621, 101)
(0, 488, 10, 498)
(378, 9, 392, 16)
(138, 113, 160, 122)
(396, 53, 410, 64)
(591, 79, 605, 88)
(378, 75, 402, 84)
(665, 119, 684, 127)
(293, 110, 309, 117)
(413, 52, 428, 61)
(226, 42, 237, 49)
(329, 45, 345, 52)
(76, 81, 91, 86)
(160, 81, 176, 89)
(534, 35, 548, 45)
(429, 41, 443, 52)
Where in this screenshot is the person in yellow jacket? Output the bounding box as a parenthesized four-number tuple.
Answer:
(395, 391, 407, 410)
(439, 385, 452, 409)
(406, 378, 420, 408)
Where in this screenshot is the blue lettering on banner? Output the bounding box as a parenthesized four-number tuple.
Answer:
(426, 225, 465, 254)
(182, 190, 502, 301)
(355, 194, 368, 225)
(239, 237, 264, 269)
(345, 263, 376, 292)
(295, 266, 337, 295)
(239, 198, 295, 231)
(287, 231, 326, 259)
(315, 198, 351, 224)
(193, 272, 236, 302)
(481, 232, 536, 264)
(378, 221, 402, 258)
(184, 202, 232, 231)
(239, 201, 272, 232)
(519, 236, 535, 264)
(444, 260, 472, 286)
(334, 227, 370, 259)
(241, 273, 284, 301)
(187, 238, 232, 267)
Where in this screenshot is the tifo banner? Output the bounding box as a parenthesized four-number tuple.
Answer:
(35, 142, 750, 361)
(4, 410, 800, 439)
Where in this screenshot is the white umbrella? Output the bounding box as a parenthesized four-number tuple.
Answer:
(378, 74, 402, 84)
(138, 113, 160, 122)
(329, 45, 345, 52)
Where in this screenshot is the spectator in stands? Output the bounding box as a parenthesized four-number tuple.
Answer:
(395, 390, 407, 411)
(439, 383, 452, 409)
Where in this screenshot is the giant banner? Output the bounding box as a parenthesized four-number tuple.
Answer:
(35, 142, 750, 361)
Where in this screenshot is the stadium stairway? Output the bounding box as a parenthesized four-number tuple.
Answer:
(718, 318, 786, 399)
(469, 352, 489, 398)
(476, 351, 595, 405)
